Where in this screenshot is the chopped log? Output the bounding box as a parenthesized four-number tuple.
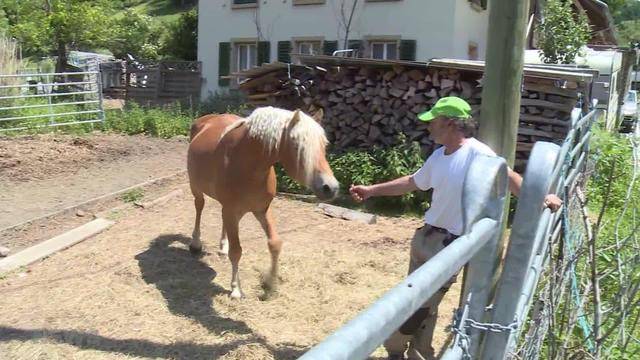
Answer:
(460, 81, 473, 99)
(407, 69, 425, 81)
(389, 88, 405, 98)
(403, 86, 416, 100)
(383, 71, 395, 81)
(440, 78, 455, 89)
(516, 142, 534, 151)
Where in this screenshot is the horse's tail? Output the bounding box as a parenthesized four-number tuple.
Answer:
(190, 120, 205, 141)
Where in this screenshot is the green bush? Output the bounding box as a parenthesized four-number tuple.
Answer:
(536, 0, 591, 64)
(276, 136, 430, 215)
(197, 90, 250, 117)
(103, 102, 192, 138)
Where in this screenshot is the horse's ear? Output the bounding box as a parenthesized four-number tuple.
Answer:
(311, 108, 324, 123)
(290, 109, 302, 126)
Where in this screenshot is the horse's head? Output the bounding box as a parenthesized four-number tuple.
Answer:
(279, 109, 339, 201)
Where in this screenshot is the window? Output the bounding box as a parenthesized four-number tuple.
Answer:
(236, 43, 257, 72)
(292, 0, 325, 5)
(232, 0, 257, 9)
(468, 42, 479, 60)
(370, 42, 398, 60)
(297, 41, 321, 55)
(469, 0, 487, 10)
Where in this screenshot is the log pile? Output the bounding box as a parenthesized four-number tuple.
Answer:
(237, 63, 580, 172)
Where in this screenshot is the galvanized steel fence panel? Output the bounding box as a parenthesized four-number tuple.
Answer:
(0, 70, 105, 132)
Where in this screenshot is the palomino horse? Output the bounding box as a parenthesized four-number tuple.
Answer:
(187, 106, 339, 298)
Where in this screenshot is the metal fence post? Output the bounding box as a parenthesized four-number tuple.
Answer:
(479, 142, 560, 360)
(459, 154, 509, 357)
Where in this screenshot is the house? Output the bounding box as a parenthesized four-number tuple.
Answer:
(198, 0, 491, 98)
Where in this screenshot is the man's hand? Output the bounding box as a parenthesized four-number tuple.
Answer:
(349, 184, 373, 202)
(544, 194, 563, 212)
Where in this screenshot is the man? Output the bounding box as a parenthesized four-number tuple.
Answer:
(349, 96, 562, 360)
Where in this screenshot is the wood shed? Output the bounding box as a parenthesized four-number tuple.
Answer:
(232, 55, 594, 172)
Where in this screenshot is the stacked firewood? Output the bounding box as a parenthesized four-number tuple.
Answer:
(238, 64, 579, 172)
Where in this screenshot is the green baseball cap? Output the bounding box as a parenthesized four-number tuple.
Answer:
(417, 96, 472, 122)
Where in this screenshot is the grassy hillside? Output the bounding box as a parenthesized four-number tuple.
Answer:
(121, 0, 195, 25)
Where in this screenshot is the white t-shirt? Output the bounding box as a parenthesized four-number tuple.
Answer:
(412, 138, 496, 236)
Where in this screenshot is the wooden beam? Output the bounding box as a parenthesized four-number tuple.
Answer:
(317, 203, 377, 225)
(520, 98, 575, 112)
(519, 114, 570, 127)
(523, 81, 579, 98)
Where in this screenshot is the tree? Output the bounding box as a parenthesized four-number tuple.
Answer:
(3, 0, 116, 72)
(110, 9, 161, 60)
(160, 9, 197, 61)
(329, 0, 361, 53)
(536, 0, 591, 64)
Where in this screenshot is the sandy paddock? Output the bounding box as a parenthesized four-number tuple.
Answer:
(0, 191, 460, 359)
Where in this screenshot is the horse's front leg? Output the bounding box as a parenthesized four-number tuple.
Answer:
(222, 208, 243, 299)
(253, 207, 282, 292)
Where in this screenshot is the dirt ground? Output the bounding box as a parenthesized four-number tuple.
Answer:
(0, 133, 188, 231)
(0, 133, 461, 359)
(0, 192, 460, 359)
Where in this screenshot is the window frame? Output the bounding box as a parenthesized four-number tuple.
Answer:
(368, 40, 399, 60)
(292, 0, 325, 5)
(232, 41, 258, 84)
(231, 0, 258, 9)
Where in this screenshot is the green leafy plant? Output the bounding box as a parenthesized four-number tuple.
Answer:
(536, 0, 591, 64)
(121, 188, 144, 203)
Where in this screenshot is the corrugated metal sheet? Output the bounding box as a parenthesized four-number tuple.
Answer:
(293, 53, 429, 69)
(232, 55, 594, 86)
(230, 62, 309, 78)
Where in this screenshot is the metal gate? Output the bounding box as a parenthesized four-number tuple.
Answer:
(298, 105, 601, 359)
(0, 70, 105, 132)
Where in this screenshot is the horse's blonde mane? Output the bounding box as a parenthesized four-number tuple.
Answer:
(221, 107, 328, 183)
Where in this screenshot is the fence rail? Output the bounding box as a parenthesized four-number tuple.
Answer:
(0, 70, 104, 132)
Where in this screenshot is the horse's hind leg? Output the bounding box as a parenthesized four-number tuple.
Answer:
(218, 220, 229, 256)
(223, 208, 243, 299)
(190, 193, 205, 254)
(253, 207, 282, 292)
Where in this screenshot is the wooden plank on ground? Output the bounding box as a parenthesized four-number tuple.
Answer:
(317, 203, 377, 224)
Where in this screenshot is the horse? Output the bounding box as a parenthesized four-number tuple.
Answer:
(187, 106, 339, 299)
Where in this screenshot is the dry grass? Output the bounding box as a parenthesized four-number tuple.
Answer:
(0, 33, 20, 93)
(0, 194, 460, 359)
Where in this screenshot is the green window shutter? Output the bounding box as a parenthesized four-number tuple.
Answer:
(348, 40, 362, 57)
(258, 41, 270, 65)
(323, 40, 338, 55)
(218, 42, 230, 87)
(277, 41, 291, 63)
(399, 40, 417, 61)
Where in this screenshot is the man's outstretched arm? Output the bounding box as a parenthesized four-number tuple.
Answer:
(349, 175, 419, 202)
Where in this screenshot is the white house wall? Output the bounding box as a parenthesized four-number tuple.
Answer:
(198, 0, 488, 97)
(452, 0, 488, 60)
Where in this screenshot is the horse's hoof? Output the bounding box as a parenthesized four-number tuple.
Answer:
(217, 249, 228, 257)
(189, 244, 202, 255)
(230, 289, 244, 299)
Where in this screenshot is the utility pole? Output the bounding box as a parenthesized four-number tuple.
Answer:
(461, 0, 531, 357)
